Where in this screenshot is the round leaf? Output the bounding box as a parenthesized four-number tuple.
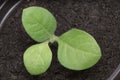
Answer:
(58, 29, 101, 70)
(23, 42, 52, 75)
(22, 7, 57, 42)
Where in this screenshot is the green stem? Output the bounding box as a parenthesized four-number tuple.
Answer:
(49, 35, 59, 43)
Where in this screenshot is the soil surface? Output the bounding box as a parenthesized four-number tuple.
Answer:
(0, 0, 120, 80)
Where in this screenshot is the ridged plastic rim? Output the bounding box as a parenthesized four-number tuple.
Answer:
(107, 64, 120, 80)
(0, 0, 9, 10)
(0, 0, 23, 29)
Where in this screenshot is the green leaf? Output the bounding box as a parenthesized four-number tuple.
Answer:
(57, 29, 101, 70)
(22, 7, 57, 42)
(23, 42, 52, 75)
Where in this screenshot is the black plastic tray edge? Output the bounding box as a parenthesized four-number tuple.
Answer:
(0, 0, 23, 29)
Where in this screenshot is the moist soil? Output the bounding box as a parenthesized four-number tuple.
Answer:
(0, 0, 120, 80)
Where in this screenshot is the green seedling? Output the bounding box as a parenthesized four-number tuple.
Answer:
(22, 6, 102, 75)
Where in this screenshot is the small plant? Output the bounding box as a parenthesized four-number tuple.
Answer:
(22, 7, 102, 75)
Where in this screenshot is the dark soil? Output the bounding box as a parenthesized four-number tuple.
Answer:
(0, 0, 120, 80)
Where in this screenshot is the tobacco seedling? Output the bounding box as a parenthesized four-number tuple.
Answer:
(22, 7, 102, 75)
